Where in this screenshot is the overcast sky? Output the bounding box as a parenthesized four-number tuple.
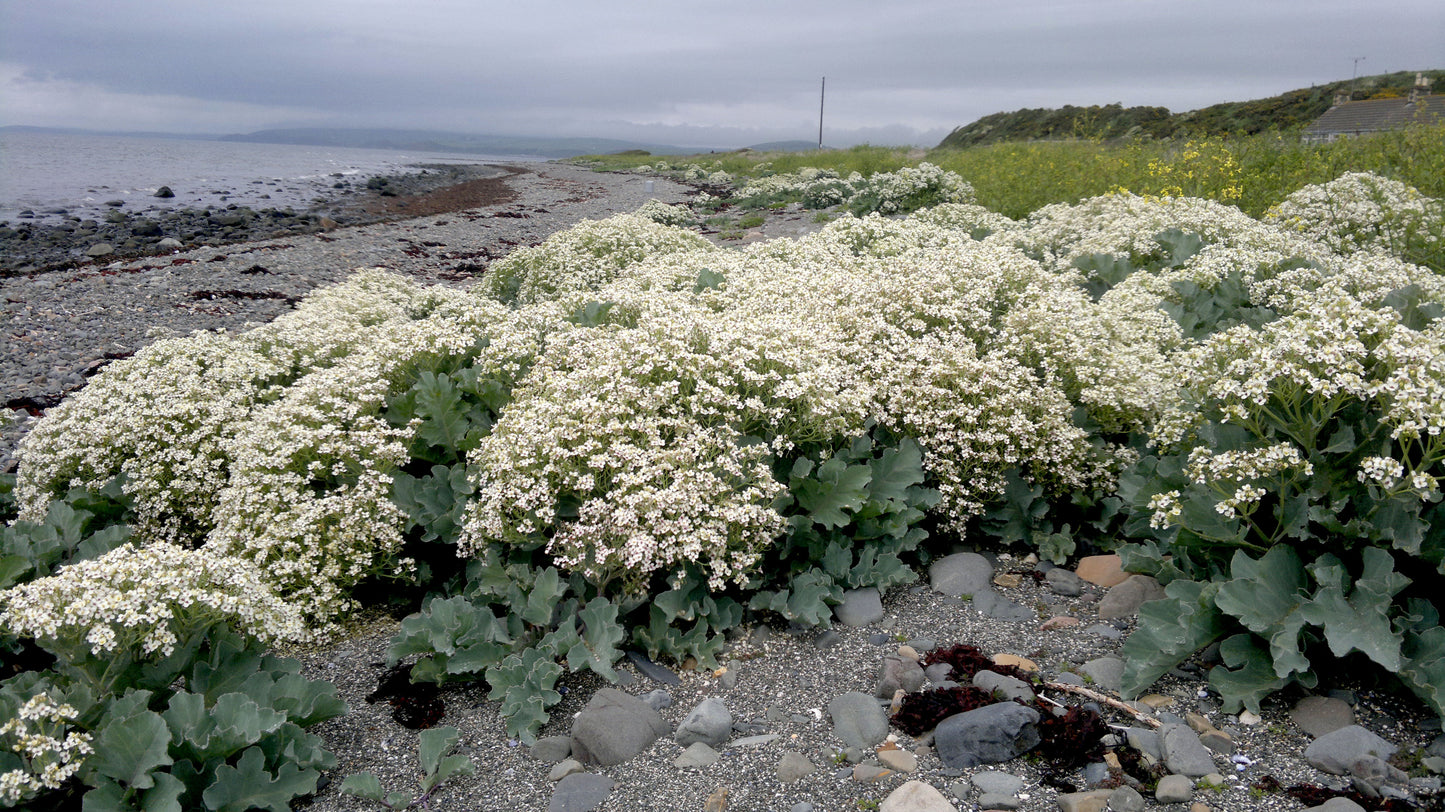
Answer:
(1, 1, 1441, 149)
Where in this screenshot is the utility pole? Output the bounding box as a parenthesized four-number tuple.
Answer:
(818, 77, 825, 150)
(1351, 56, 1366, 99)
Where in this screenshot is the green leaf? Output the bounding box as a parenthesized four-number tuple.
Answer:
(1399, 622, 1445, 719)
(92, 710, 173, 790)
(521, 567, 567, 627)
(1213, 546, 1312, 680)
(1120, 579, 1225, 698)
(567, 300, 616, 326)
(83, 773, 186, 812)
(339, 772, 387, 803)
(821, 541, 853, 581)
(979, 469, 1047, 543)
(1298, 549, 1409, 671)
(867, 438, 927, 503)
(413, 372, 473, 452)
(203, 693, 287, 757)
(795, 458, 872, 529)
(1322, 424, 1357, 454)
(846, 546, 917, 591)
(418, 726, 462, 777)
(693, 269, 726, 293)
(749, 569, 841, 627)
(1208, 633, 1304, 715)
(486, 648, 564, 745)
(424, 754, 476, 794)
(563, 598, 625, 681)
(202, 747, 319, 812)
(260, 673, 348, 728)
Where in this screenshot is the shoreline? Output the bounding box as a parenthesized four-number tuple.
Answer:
(0, 162, 522, 277)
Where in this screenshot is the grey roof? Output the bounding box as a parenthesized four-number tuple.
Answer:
(1304, 95, 1445, 136)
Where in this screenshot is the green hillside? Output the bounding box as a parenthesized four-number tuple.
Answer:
(938, 70, 1445, 148)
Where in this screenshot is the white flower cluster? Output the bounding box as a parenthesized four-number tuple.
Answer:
(732, 163, 975, 213)
(633, 198, 695, 227)
(1266, 172, 1443, 259)
(0, 542, 304, 657)
(0, 694, 93, 806)
(12, 331, 288, 543)
(477, 214, 715, 305)
(208, 290, 514, 628)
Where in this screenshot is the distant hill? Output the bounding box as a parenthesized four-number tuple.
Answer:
(937, 70, 1445, 148)
(217, 128, 708, 159)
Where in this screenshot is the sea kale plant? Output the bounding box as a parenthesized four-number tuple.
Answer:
(5, 168, 1445, 773)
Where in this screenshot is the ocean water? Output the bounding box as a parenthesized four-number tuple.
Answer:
(0, 131, 532, 224)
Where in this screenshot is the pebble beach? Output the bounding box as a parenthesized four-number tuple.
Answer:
(2, 161, 1443, 812)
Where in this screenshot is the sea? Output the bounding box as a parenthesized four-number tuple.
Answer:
(0, 130, 536, 225)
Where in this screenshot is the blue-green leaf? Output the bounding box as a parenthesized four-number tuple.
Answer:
(91, 710, 172, 789)
(1213, 546, 1312, 680)
(1120, 579, 1224, 698)
(1298, 549, 1409, 671)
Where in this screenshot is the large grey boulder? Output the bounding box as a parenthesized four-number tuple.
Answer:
(829, 691, 890, 749)
(835, 587, 885, 626)
(548, 773, 614, 812)
(1097, 575, 1166, 619)
(675, 697, 733, 748)
(569, 688, 670, 766)
(933, 702, 1041, 768)
(929, 552, 993, 595)
(1304, 725, 1397, 775)
(1160, 723, 1216, 777)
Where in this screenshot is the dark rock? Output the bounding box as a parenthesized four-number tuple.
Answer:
(673, 742, 720, 769)
(1291, 696, 1355, 738)
(971, 770, 1024, 795)
(153, 186, 174, 198)
(1097, 575, 1166, 620)
(933, 701, 1041, 768)
(777, 751, 816, 783)
(1154, 774, 1193, 803)
(929, 552, 993, 596)
(1107, 785, 1145, 812)
(104, 199, 125, 207)
(676, 698, 732, 748)
(1304, 725, 1397, 775)
(828, 692, 889, 749)
(814, 629, 843, 650)
(624, 650, 680, 685)
(569, 688, 669, 766)
(835, 587, 884, 626)
(1160, 723, 1216, 777)
(1045, 568, 1084, 596)
(85, 243, 114, 257)
(972, 669, 1035, 703)
(548, 773, 614, 812)
(876, 654, 926, 698)
(530, 735, 573, 763)
(1079, 656, 1124, 691)
(972, 589, 1034, 621)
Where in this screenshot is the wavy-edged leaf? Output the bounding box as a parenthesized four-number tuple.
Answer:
(1213, 546, 1311, 680)
(202, 746, 318, 812)
(868, 437, 927, 503)
(795, 458, 872, 529)
(521, 567, 567, 627)
(82, 772, 185, 812)
(1299, 549, 1409, 671)
(486, 648, 563, 744)
(1208, 633, 1308, 715)
(91, 709, 172, 789)
(562, 598, 625, 681)
(1120, 579, 1225, 698)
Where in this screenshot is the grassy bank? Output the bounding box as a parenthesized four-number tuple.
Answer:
(572, 123, 1445, 220)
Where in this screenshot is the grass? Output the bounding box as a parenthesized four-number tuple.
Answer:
(569, 123, 1445, 220)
